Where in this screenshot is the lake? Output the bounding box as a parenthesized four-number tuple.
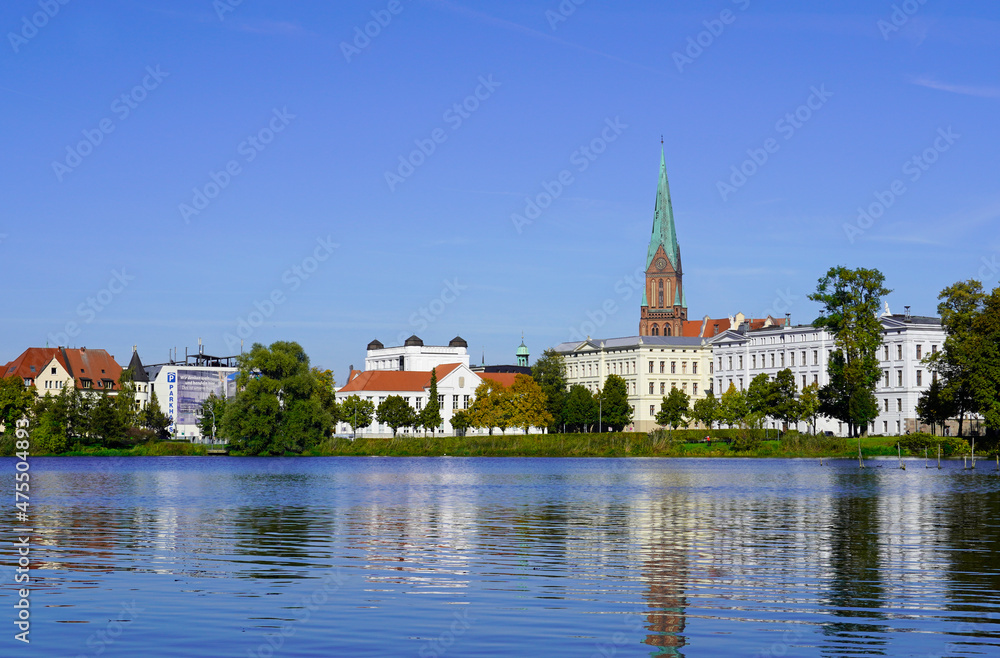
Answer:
(3, 456, 1000, 657)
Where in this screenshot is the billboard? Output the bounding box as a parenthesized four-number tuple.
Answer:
(175, 369, 236, 428)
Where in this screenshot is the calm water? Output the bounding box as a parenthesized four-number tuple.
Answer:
(3, 456, 1000, 657)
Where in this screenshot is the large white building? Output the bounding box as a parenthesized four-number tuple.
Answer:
(336, 336, 545, 437)
(135, 348, 239, 443)
(552, 336, 714, 433)
(709, 310, 952, 436)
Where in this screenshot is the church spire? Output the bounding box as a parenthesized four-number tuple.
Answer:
(646, 147, 680, 270)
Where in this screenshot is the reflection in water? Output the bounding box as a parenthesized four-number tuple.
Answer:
(4, 456, 1000, 657)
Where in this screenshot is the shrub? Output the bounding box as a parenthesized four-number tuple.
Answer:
(898, 433, 971, 456)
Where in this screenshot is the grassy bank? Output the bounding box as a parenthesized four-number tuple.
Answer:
(305, 432, 980, 459)
(51, 441, 209, 457)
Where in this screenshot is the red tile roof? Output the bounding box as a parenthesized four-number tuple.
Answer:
(1, 348, 61, 381)
(1, 347, 122, 390)
(338, 363, 462, 394)
(682, 316, 778, 338)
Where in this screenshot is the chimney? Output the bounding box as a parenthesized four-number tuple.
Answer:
(904, 305, 911, 322)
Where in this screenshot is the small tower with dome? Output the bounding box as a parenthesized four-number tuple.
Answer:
(516, 335, 529, 368)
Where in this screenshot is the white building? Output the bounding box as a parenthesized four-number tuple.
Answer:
(552, 336, 714, 433)
(336, 336, 545, 437)
(138, 349, 239, 443)
(709, 310, 950, 436)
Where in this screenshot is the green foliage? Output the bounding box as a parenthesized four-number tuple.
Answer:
(798, 382, 821, 434)
(341, 395, 375, 434)
(719, 383, 748, 427)
(915, 377, 956, 435)
(897, 433, 970, 456)
(969, 286, 1000, 433)
(771, 368, 800, 426)
(931, 280, 986, 436)
(199, 392, 227, 441)
(563, 384, 597, 432)
(419, 368, 442, 435)
(809, 265, 891, 436)
(531, 349, 568, 432)
(140, 391, 170, 439)
(780, 430, 846, 454)
(312, 368, 341, 426)
(656, 387, 690, 431)
(222, 341, 334, 454)
(90, 393, 126, 443)
(746, 373, 777, 417)
(0, 376, 33, 429)
(597, 374, 632, 431)
(450, 409, 471, 436)
(690, 390, 719, 430)
(376, 395, 417, 437)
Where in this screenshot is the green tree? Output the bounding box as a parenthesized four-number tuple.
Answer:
(222, 341, 333, 454)
(312, 368, 341, 427)
(90, 392, 125, 443)
(450, 409, 471, 437)
(691, 390, 719, 430)
(798, 382, 821, 435)
(531, 349, 568, 432)
(968, 286, 1000, 437)
(341, 395, 375, 435)
(199, 392, 227, 442)
(930, 280, 987, 436)
(114, 369, 139, 431)
(656, 387, 690, 435)
(809, 265, 891, 437)
(140, 392, 171, 439)
(563, 384, 598, 432)
(719, 384, 748, 428)
(0, 376, 34, 432)
(597, 374, 632, 431)
(419, 368, 442, 436)
(916, 377, 956, 436)
(746, 373, 777, 417)
(771, 369, 800, 429)
(376, 395, 417, 437)
(509, 374, 552, 434)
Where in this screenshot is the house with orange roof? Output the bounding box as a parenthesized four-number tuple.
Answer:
(1, 346, 124, 396)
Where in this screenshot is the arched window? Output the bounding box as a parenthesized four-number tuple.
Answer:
(665, 325, 672, 337)
(651, 324, 659, 336)
(658, 280, 664, 307)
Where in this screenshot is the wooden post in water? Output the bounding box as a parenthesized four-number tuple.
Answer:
(925, 447, 929, 469)
(972, 438, 976, 469)
(858, 436, 864, 468)
(938, 445, 941, 469)
(898, 442, 905, 470)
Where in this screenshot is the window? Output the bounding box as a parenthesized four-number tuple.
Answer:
(709, 362, 713, 375)
(50, 367, 56, 375)
(416, 397, 422, 410)
(884, 399, 889, 412)
(897, 398, 902, 412)
(802, 375, 807, 389)
(801, 350, 806, 364)
(463, 395, 470, 409)
(660, 361, 665, 374)
(649, 382, 654, 394)
(660, 383, 665, 395)
(692, 383, 698, 395)
(932, 345, 938, 354)
(916, 345, 922, 359)
(649, 361, 654, 373)
(790, 353, 795, 366)
(884, 345, 889, 361)
(916, 370, 922, 386)
(24, 378, 31, 386)
(692, 363, 698, 375)
(404, 397, 411, 406)
(884, 421, 888, 433)
(752, 355, 757, 368)
(738, 356, 743, 369)
(727, 356, 733, 370)
(883, 370, 889, 387)
(718, 357, 723, 371)
(813, 375, 818, 384)
(897, 345, 903, 360)
(650, 405, 655, 416)
(813, 350, 818, 365)
(897, 370, 903, 387)
(438, 395, 444, 407)
(770, 354, 775, 368)
(896, 420, 901, 434)
(682, 362, 687, 374)
(453, 395, 459, 409)
(738, 377, 744, 390)
(671, 362, 676, 374)
(682, 382, 687, 391)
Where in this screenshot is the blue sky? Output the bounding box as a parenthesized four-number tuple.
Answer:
(2, 0, 998, 380)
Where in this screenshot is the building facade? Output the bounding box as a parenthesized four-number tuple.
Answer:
(709, 311, 952, 436)
(2, 347, 123, 396)
(553, 336, 713, 433)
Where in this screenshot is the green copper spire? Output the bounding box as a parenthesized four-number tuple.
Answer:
(645, 148, 679, 270)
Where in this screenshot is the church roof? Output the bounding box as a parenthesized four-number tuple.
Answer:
(126, 350, 149, 382)
(646, 148, 680, 271)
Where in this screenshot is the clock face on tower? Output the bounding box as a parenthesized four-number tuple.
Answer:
(655, 257, 667, 271)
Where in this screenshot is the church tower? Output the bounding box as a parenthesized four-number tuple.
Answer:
(639, 147, 687, 337)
